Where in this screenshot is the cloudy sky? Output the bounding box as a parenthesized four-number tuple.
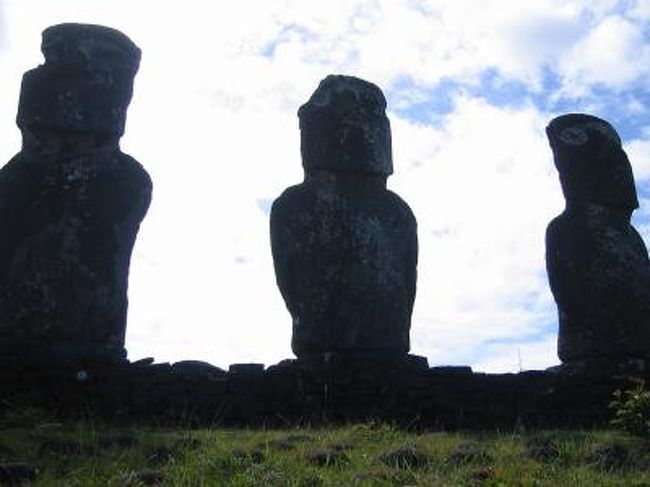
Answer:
(1, 0, 649, 372)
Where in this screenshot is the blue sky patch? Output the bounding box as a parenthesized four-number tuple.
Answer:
(387, 76, 457, 125)
(257, 198, 274, 215)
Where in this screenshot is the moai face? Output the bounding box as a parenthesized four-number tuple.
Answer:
(546, 113, 638, 212)
(17, 23, 141, 154)
(298, 75, 393, 176)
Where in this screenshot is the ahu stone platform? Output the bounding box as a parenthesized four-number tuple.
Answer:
(1, 354, 644, 430)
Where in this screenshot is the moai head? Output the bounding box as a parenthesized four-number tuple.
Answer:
(546, 113, 638, 212)
(298, 75, 393, 175)
(16, 23, 141, 155)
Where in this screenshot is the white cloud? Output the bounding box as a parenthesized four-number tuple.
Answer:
(472, 335, 560, 373)
(629, 0, 650, 21)
(627, 138, 650, 182)
(390, 95, 563, 369)
(0, 0, 6, 49)
(634, 198, 650, 244)
(558, 15, 650, 95)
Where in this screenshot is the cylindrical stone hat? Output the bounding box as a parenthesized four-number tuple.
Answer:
(17, 23, 141, 137)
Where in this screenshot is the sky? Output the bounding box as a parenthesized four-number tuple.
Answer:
(1, 0, 650, 373)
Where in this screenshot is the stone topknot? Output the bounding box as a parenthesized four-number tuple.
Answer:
(17, 23, 141, 139)
(41, 23, 141, 74)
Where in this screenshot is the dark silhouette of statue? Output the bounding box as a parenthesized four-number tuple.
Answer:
(0, 24, 152, 366)
(270, 75, 418, 358)
(545, 113, 650, 367)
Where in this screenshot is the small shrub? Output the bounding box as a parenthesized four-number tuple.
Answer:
(610, 378, 650, 437)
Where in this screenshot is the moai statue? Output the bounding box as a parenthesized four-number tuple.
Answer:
(0, 24, 152, 366)
(270, 75, 418, 359)
(545, 113, 650, 368)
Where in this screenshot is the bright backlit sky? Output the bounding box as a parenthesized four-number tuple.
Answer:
(1, 0, 650, 372)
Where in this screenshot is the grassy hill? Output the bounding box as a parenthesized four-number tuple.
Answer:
(2, 404, 650, 486)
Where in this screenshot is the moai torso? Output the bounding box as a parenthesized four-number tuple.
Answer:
(270, 75, 417, 358)
(545, 114, 650, 364)
(0, 24, 151, 366)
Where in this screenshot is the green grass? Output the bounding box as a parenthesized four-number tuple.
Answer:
(2, 406, 650, 486)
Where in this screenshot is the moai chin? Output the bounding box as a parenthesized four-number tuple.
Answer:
(545, 113, 650, 368)
(270, 75, 418, 359)
(0, 23, 152, 366)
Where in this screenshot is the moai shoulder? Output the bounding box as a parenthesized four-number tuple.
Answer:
(270, 75, 418, 359)
(545, 113, 650, 369)
(0, 23, 151, 367)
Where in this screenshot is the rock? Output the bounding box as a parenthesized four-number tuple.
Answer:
(260, 437, 301, 451)
(448, 442, 491, 465)
(232, 448, 265, 464)
(305, 447, 349, 467)
(586, 442, 630, 471)
(270, 75, 417, 358)
(144, 437, 199, 466)
(120, 469, 164, 486)
(228, 363, 265, 376)
(145, 446, 174, 467)
(378, 445, 431, 469)
(469, 466, 496, 483)
(524, 435, 560, 462)
(430, 366, 472, 375)
(327, 441, 355, 451)
(172, 361, 226, 379)
(0, 23, 151, 366)
(545, 114, 650, 365)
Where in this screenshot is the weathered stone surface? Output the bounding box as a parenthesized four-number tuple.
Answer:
(172, 361, 226, 380)
(271, 75, 417, 358)
(229, 363, 265, 376)
(0, 357, 641, 430)
(0, 23, 151, 366)
(545, 113, 650, 365)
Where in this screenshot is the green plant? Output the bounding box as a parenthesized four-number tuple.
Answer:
(610, 378, 650, 437)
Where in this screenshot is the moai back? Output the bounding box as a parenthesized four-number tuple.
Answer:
(545, 114, 650, 367)
(0, 24, 152, 366)
(270, 75, 417, 358)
